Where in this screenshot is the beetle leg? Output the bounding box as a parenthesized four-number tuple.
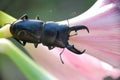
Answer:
(14, 38, 26, 46)
(59, 48, 65, 64)
(22, 41, 26, 46)
(19, 14, 28, 20)
(48, 46, 54, 50)
(35, 15, 40, 20)
(34, 43, 38, 48)
(69, 25, 89, 34)
(66, 44, 86, 54)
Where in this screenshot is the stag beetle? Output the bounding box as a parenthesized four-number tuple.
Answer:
(10, 14, 89, 63)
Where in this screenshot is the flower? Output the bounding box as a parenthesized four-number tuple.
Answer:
(25, 0, 120, 80)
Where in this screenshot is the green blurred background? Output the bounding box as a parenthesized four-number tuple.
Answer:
(0, 0, 95, 21)
(0, 0, 95, 80)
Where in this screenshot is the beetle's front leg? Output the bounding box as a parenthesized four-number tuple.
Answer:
(66, 44, 86, 54)
(19, 14, 28, 20)
(14, 38, 26, 46)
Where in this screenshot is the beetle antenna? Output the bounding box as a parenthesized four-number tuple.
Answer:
(59, 48, 65, 64)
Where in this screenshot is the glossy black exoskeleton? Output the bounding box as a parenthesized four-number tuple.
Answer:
(10, 14, 89, 63)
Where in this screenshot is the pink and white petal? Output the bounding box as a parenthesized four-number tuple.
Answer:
(25, 45, 89, 80)
(25, 0, 120, 80)
(60, 50, 120, 80)
(66, 0, 120, 68)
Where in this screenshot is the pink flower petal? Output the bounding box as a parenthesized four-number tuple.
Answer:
(59, 49, 120, 80)
(25, 0, 120, 80)
(59, 0, 120, 68)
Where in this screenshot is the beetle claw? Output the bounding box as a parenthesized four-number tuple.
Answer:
(69, 25, 89, 33)
(66, 44, 85, 54)
(82, 26, 89, 33)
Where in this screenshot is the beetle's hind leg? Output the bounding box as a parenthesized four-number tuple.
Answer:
(69, 25, 89, 36)
(59, 48, 65, 64)
(66, 44, 86, 54)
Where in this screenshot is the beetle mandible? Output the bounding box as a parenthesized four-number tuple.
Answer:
(10, 14, 89, 63)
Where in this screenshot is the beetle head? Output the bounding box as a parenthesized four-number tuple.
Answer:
(10, 19, 44, 47)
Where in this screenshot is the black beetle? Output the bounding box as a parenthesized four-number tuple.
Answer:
(10, 14, 89, 63)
